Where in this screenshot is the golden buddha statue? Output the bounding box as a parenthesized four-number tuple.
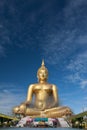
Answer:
(13, 60, 72, 118)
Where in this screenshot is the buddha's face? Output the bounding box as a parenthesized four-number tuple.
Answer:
(37, 69, 48, 81)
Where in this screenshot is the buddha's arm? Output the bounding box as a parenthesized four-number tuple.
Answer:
(52, 85, 58, 107)
(24, 84, 33, 105)
(27, 84, 33, 101)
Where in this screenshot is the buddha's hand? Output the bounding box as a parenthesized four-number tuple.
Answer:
(22, 101, 30, 106)
(39, 107, 45, 111)
(47, 102, 56, 108)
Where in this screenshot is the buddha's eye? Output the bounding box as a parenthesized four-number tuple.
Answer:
(44, 74, 46, 76)
(39, 73, 46, 77)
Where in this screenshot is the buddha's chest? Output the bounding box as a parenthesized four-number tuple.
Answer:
(33, 85, 52, 94)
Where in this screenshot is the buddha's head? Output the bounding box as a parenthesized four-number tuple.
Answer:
(37, 60, 48, 82)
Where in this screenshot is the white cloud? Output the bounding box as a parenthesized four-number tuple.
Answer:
(66, 51, 87, 89)
(76, 35, 87, 44)
(0, 91, 17, 114)
(84, 97, 87, 100)
(0, 91, 26, 115)
(0, 0, 87, 59)
(40, 0, 87, 65)
(67, 51, 87, 73)
(0, 83, 26, 115)
(0, 24, 11, 56)
(64, 0, 87, 17)
(80, 80, 87, 89)
(66, 73, 81, 83)
(0, 45, 5, 56)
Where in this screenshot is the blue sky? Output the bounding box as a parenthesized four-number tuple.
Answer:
(0, 0, 87, 115)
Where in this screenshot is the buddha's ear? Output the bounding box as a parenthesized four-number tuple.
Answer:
(37, 75, 39, 82)
(37, 73, 39, 79)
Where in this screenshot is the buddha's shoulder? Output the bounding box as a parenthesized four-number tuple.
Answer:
(28, 83, 57, 88)
(46, 83, 57, 87)
(46, 83, 57, 86)
(28, 83, 37, 87)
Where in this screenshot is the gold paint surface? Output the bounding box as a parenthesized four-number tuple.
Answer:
(13, 60, 72, 117)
